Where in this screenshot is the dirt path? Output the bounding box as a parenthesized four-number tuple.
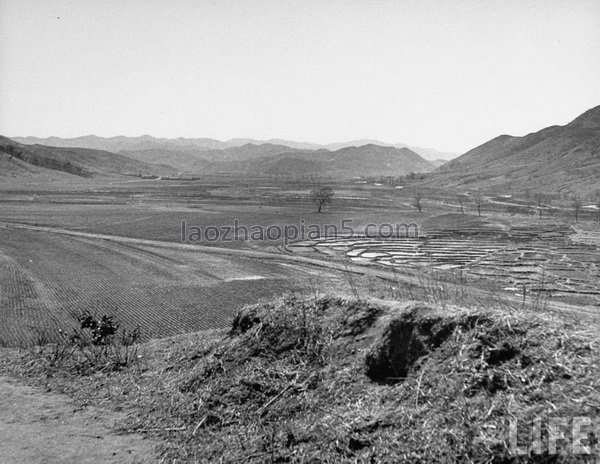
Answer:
(0, 376, 157, 463)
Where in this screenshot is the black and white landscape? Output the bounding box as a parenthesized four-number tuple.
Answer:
(1, 1, 599, 463)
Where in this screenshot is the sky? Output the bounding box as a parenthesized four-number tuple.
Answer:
(1, 0, 599, 154)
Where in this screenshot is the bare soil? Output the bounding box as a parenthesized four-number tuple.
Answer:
(0, 375, 157, 463)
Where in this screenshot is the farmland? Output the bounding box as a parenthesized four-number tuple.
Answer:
(0, 226, 316, 346)
(1, 176, 599, 346)
(290, 216, 600, 306)
(0, 177, 427, 246)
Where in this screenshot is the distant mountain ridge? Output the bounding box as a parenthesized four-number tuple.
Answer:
(13, 135, 457, 161)
(12, 135, 228, 153)
(12, 136, 436, 178)
(10, 105, 599, 189)
(119, 143, 317, 173)
(424, 105, 600, 195)
(199, 144, 434, 178)
(124, 143, 433, 178)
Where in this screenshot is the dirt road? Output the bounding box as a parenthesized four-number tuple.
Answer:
(0, 376, 157, 463)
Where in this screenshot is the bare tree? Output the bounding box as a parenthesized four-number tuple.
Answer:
(412, 188, 423, 213)
(473, 190, 484, 217)
(311, 186, 334, 213)
(572, 194, 582, 222)
(596, 190, 600, 223)
(456, 193, 467, 214)
(533, 192, 549, 219)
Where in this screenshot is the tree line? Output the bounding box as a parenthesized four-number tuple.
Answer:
(410, 188, 600, 222)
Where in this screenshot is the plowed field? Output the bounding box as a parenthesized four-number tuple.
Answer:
(0, 227, 310, 346)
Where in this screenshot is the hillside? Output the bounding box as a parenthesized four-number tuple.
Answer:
(425, 105, 600, 195)
(0, 150, 78, 181)
(0, 136, 175, 179)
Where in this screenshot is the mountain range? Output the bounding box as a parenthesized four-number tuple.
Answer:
(12, 135, 456, 162)
(117, 143, 434, 177)
(0, 136, 434, 180)
(5, 104, 599, 192)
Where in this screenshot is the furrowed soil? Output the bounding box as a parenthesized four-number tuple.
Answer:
(0, 225, 345, 346)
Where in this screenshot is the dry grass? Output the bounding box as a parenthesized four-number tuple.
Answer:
(1, 294, 598, 463)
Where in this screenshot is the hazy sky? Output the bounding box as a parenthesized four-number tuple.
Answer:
(1, 0, 599, 153)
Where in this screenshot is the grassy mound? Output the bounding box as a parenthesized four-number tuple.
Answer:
(2, 295, 598, 462)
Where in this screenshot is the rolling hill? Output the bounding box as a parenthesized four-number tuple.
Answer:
(322, 139, 457, 161)
(206, 144, 433, 178)
(0, 136, 176, 180)
(192, 145, 433, 179)
(256, 144, 433, 178)
(107, 143, 434, 178)
(424, 105, 600, 195)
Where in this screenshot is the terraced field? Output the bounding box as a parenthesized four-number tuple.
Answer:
(289, 222, 600, 305)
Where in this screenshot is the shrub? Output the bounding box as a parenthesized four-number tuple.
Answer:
(37, 312, 141, 374)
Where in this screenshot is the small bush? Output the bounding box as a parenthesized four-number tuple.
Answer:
(37, 312, 141, 374)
